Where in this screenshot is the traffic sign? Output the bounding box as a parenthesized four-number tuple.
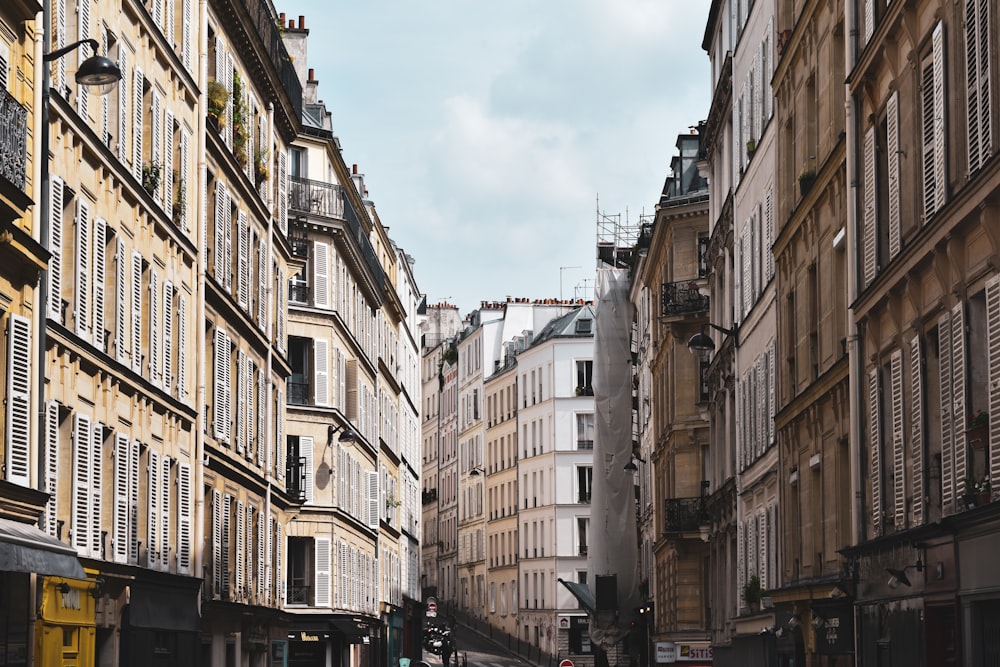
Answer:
(559, 659, 574, 667)
(426, 597, 438, 618)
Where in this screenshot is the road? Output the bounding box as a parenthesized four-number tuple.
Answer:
(419, 623, 532, 667)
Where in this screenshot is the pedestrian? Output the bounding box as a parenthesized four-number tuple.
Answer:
(442, 640, 453, 667)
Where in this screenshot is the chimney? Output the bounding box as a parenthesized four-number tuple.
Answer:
(308, 68, 316, 84)
(352, 164, 358, 175)
(298, 15, 305, 29)
(279, 12, 285, 24)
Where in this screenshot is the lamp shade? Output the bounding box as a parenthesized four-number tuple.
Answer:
(76, 54, 122, 94)
(687, 331, 716, 352)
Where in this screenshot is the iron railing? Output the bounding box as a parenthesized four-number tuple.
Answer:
(287, 381, 310, 405)
(288, 281, 309, 303)
(343, 195, 386, 300)
(664, 497, 709, 533)
(237, 0, 302, 121)
(288, 175, 344, 218)
(422, 489, 438, 505)
(662, 280, 709, 316)
(285, 456, 307, 502)
(287, 580, 311, 605)
(289, 233, 309, 258)
(0, 90, 28, 192)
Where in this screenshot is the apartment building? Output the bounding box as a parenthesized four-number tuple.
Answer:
(631, 132, 712, 662)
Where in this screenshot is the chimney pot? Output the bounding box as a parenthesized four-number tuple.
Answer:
(298, 15, 305, 29)
(308, 68, 315, 82)
(279, 12, 285, 24)
(352, 164, 358, 175)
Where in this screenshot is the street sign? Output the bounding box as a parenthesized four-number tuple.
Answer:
(426, 597, 438, 618)
(559, 659, 574, 667)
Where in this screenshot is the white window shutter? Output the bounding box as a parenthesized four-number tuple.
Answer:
(275, 520, 283, 605)
(113, 433, 130, 563)
(736, 519, 745, 602)
(275, 388, 284, 482)
(148, 271, 160, 385)
(314, 338, 330, 406)
(368, 470, 380, 529)
(54, 0, 66, 93)
(256, 506, 265, 602)
(130, 252, 143, 373)
(181, 0, 193, 71)
(235, 499, 245, 600)
(177, 462, 192, 574)
(176, 291, 187, 401)
(224, 195, 233, 289)
(315, 537, 331, 607)
(147, 450, 160, 567)
(132, 67, 144, 181)
(75, 198, 91, 340)
(938, 312, 954, 514)
(43, 401, 60, 535)
(236, 349, 246, 455)
(257, 236, 266, 327)
(114, 239, 126, 362)
(764, 185, 773, 282)
(117, 48, 128, 163)
(89, 423, 103, 559)
(862, 125, 878, 288)
(214, 328, 231, 443)
(931, 22, 946, 214)
(128, 440, 139, 563)
(277, 148, 287, 234)
(179, 131, 190, 231)
(886, 91, 901, 260)
(313, 241, 330, 308)
(238, 210, 249, 309)
(214, 181, 227, 284)
(868, 368, 882, 534)
(92, 216, 106, 349)
(163, 110, 174, 214)
(244, 356, 254, 459)
(159, 454, 170, 570)
(224, 53, 234, 149)
(987, 275, 1000, 486)
(5, 314, 31, 486)
(151, 93, 162, 204)
(276, 266, 286, 352)
(48, 177, 65, 321)
(302, 436, 314, 504)
(211, 489, 222, 597)
(966, 0, 992, 173)
(71, 413, 92, 556)
(76, 0, 91, 118)
(951, 302, 968, 489)
(257, 369, 266, 468)
(890, 350, 905, 530)
(909, 335, 925, 525)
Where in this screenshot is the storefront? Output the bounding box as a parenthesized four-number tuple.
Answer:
(654, 640, 713, 666)
(36, 575, 98, 667)
(287, 614, 380, 667)
(119, 577, 201, 665)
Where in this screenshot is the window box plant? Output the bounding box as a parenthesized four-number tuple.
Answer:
(964, 475, 991, 507)
(746, 138, 757, 157)
(142, 161, 161, 196)
(798, 169, 816, 196)
(206, 80, 229, 131)
(743, 574, 763, 613)
(254, 147, 269, 186)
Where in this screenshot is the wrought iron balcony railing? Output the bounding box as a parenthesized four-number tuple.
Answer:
(0, 90, 28, 193)
(287, 381, 310, 405)
(422, 489, 438, 505)
(664, 497, 709, 533)
(288, 175, 344, 219)
(288, 281, 310, 304)
(285, 456, 307, 502)
(288, 233, 309, 258)
(287, 580, 311, 605)
(662, 280, 709, 317)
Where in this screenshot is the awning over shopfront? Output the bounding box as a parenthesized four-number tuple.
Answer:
(0, 517, 85, 578)
(129, 580, 201, 632)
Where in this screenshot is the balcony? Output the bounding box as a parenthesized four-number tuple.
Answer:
(0, 90, 28, 194)
(288, 175, 344, 219)
(285, 456, 307, 502)
(664, 497, 709, 534)
(662, 280, 709, 317)
(287, 381, 310, 405)
(289, 232, 309, 258)
(288, 281, 310, 304)
(422, 489, 438, 505)
(287, 580, 311, 605)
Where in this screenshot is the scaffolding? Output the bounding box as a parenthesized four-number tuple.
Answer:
(595, 195, 649, 270)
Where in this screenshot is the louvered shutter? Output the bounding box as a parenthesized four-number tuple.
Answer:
(236, 349, 246, 455)
(165, 0, 174, 49)
(212, 489, 222, 596)
(48, 177, 65, 321)
(275, 520, 283, 604)
(214, 181, 226, 283)
(931, 23, 946, 214)
(178, 131, 190, 231)
(246, 96, 256, 181)
(151, 0, 162, 30)
(257, 237, 267, 326)
(863, 0, 874, 43)
(132, 67, 143, 181)
(148, 271, 160, 385)
(178, 462, 192, 574)
(117, 48, 128, 162)
(5, 314, 31, 486)
(887, 92, 901, 259)
(235, 499, 244, 600)
(315, 537, 331, 607)
(71, 413, 92, 556)
(53, 0, 67, 94)
(741, 227, 751, 316)
(113, 434, 129, 563)
(162, 281, 172, 390)
(764, 186, 774, 282)
(368, 471, 380, 529)
(224, 197, 233, 289)
(128, 440, 139, 563)
(909, 335, 925, 525)
(314, 339, 330, 406)
(151, 93, 162, 204)
(938, 312, 955, 513)
(764, 17, 773, 120)
(163, 110, 174, 214)
(301, 436, 314, 503)
(224, 54, 234, 149)
(89, 423, 103, 559)
(276, 266, 286, 352)
(244, 356, 254, 459)
(181, 0, 193, 71)
(862, 125, 878, 287)
(275, 388, 284, 482)
(148, 450, 160, 567)
(256, 506, 265, 601)
(43, 401, 60, 535)
(757, 510, 766, 589)
(265, 516, 273, 604)
(75, 199, 91, 340)
(890, 350, 906, 529)
(238, 211, 249, 308)
(214, 328, 231, 443)
(257, 369, 266, 467)
(277, 148, 288, 234)
(951, 302, 968, 490)
(768, 504, 777, 588)
(159, 454, 170, 570)
(987, 276, 1000, 485)
(313, 241, 330, 308)
(214, 36, 224, 87)
(176, 291, 187, 400)
(869, 368, 882, 534)
(130, 252, 142, 372)
(966, 0, 992, 173)
(76, 0, 91, 118)
(222, 493, 231, 598)
(768, 340, 776, 444)
(338, 349, 346, 412)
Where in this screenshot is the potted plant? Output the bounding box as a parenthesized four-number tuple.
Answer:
(254, 147, 269, 185)
(963, 475, 992, 507)
(172, 174, 186, 225)
(746, 138, 757, 157)
(968, 410, 989, 449)
(743, 574, 763, 612)
(798, 169, 816, 196)
(206, 80, 229, 131)
(231, 72, 249, 168)
(142, 161, 161, 196)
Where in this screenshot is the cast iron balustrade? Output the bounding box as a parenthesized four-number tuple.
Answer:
(287, 381, 310, 405)
(287, 578, 311, 605)
(236, 0, 302, 122)
(0, 90, 28, 192)
(288, 280, 309, 303)
(422, 489, 438, 505)
(288, 175, 344, 218)
(285, 455, 307, 501)
(664, 497, 709, 533)
(288, 232, 309, 258)
(662, 280, 709, 316)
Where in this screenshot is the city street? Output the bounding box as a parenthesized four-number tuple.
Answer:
(418, 624, 533, 667)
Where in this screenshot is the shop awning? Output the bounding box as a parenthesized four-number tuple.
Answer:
(0, 517, 85, 579)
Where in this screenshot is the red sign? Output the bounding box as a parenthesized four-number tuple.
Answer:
(426, 597, 438, 618)
(559, 660, 575, 667)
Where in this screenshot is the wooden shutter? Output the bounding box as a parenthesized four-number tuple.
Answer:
(256, 506, 265, 602)
(301, 436, 314, 503)
(212, 489, 222, 596)
(151, 93, 162, 203)
(314, 339, 330, 406)
(132, 67, 143, 181)
(5, 314, 31, 486)
(869, 368, 882, 534)
(178, 131, 190, 231)
(315, 537, 331, 607)
(966, 0, 993, 173)
(887, 91, 901, 259)
(43, 401, 60, 535)
(177, 461, 192, 574)
(276, 266, 285, 352)
(368, 470, 380, 529)
(244, 356, 253, 458)
(938, 312, 955, 513)
(176, 291, 187, 401)
(235, 499, 244, 599)
(89, 423, 103, 559)
(76, 0, 91, 118)
(71, 413, 92, 556)
(214, 181, 227, 283)
(75, 198, 91, 340)
(236, 349, 246, 455)
(224, 53, 233, 149)
(890, 350, 906, 530)
(128, 440, 139, 563)
(148, 271, 160, 385)
(931, 23, 947, 214)
(313, 241, 330, 308)
(757, 509, 766, 589)
(909, 335, 925, 525)
(159, 454, 170, 570)
(257, 236, 267, 326)
(130, 252, 142, 372)
(54, 0, 66, 93)
(92, 216, 106, 349)
(114, 239, 126, 361)
(100, 28, 109, 145)
(117, 48, 128, 162)
(214, 328, 231, 443)
(274, 520, 283, 604)
(863, 0, 874, 43)
(238, 210, 249, 308)
(163, 110, 174, 214)
(277, 148, 288, 234)
(162, 281, 172, 390)
(48, 177, 65, 321)
(862, 125, 878, 287)
(951, 302, 968, 491)
(113, 433, 130, 563)
(987, 275, 1000, 485)
(275, 388, 284, 482)
(148, 450, 160, 567)
(257, 369, 266, 468)
(224, 195, 233, 290)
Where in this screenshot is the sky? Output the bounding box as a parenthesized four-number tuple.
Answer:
(277, 0, 711, 315)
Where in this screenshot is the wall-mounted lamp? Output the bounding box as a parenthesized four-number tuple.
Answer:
(687, 323, 739, 356)
(89, 577, 105, 599)
(44, 38, 123, 93)
(328, 424, 358, 447)
(469, 466, 485, 477)
(886, 559, 923, 588)
(811, 610, 829, 630)
(623, 455, 646, 473)
(58, 582, 71, 595)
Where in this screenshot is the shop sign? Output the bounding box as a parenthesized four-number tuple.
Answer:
(656, 642, 713, 663)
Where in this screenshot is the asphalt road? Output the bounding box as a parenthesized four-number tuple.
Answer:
(419, 624, 532, 667)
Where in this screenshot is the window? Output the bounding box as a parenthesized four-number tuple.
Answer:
(577, 517, 589, 556)
(575, 318, 592, 334)
(920, 22, 946, 221)
(576, 360, 593, 396)
(577, 466, 593, 503)
(576, 413, 595, 450)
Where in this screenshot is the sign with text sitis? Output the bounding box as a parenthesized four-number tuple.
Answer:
(655, 642, 713, 663)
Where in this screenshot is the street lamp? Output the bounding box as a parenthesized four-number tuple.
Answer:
(468, 466, 485, 477)
(44, 38, 122, 93)
(686, 323, 739, 355)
